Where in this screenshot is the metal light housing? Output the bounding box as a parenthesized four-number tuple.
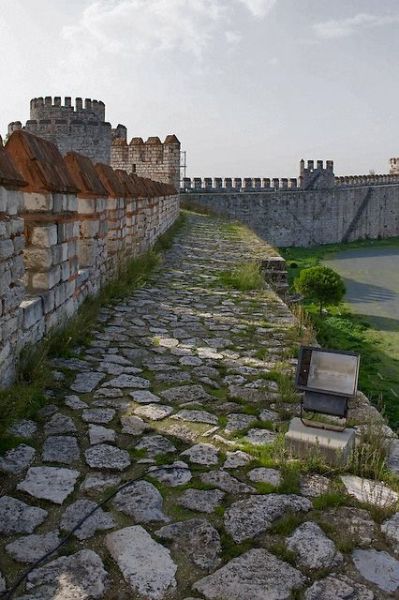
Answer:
(295, 346, 360, 429)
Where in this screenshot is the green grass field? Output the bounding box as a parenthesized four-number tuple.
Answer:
(280, 237, 399, 429)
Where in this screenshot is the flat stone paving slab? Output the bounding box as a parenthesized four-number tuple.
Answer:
(0, 444, 35, 475)
(341, 474, 399, 506)
(17, 467, 80, 504)
(64, 394, 88, 410)
(304, 575, 374, 600)
(42, 435, 80, 464)
(178, 489, 225, 514)
(287, 521, 343, 570)
(224, 494, 312, 542)
(193, 549, 305, 600)
(5, 531, 60, 563)
(9, 419, 37, 438)
(105, 526, 177, 600)
(44, 413, 76, 436)
(173, 409, 218, 424)
(61, 499, 115, 540)
(112, 480, 169, 523)
(148, 461, 192, 487)
(120, 414, 147, 435)
(25, 549, 107, 600)
(89, 424, 116, 445)
(0, 496, 48, 534)
(156, 518, 221, 570)
(130, 390, 161, 403)
(85, 444, 131, 471)
(353, 548, 399, 593)
(82, 408, 116, 424)
(134, 404, 174, 420)
(248, 468, 281, 486)
(160, 385, 211, 405)
(135, 434, 176, 457)
(81, 473, 121, 495)
(105, 374, 150, 388)
(71, 371, 105, 393)
(200, 470, 254, 495)
(181, 443, 219, 465)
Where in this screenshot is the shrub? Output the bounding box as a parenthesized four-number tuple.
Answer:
(294, 265, 345, 316)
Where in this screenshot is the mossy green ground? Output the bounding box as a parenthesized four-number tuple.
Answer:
(280, 236, 399, 429)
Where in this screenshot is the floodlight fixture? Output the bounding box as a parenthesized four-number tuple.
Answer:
(295, 346, 360, 431)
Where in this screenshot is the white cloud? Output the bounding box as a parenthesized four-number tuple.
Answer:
(62, 0, 277, 65)
(225, 30, 242, 44)
(237, 0, 277, 18)
(62, 0, 225, 60)
(314, 12, 399, 39)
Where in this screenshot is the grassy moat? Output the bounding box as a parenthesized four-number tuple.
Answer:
(280, 236, 399, 430)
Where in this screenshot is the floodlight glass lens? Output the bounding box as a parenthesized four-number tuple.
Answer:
(307, 351, 358, 395)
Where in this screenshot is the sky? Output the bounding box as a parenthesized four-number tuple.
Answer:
(1, 0, 399, 177)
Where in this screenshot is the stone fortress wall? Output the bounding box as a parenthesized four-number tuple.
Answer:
(0, 129, 179, 386)
(111, 124, 181, 191)
(8, 97, 181, 190)
(182, 159, 399, 247)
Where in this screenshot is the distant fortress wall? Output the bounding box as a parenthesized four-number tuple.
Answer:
(181, 160, 399, 247)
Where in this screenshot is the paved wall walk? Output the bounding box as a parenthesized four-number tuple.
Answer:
(0, 213, 395, 599)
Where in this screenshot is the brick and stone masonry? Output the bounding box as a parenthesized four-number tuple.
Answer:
(182, 160, 399, 247)
(8, 97, 181, 190)
(0, 130, 179, 386)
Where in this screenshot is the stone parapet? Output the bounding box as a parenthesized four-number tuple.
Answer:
(111, 134, 181, 190)
(0, 130, 180, 386)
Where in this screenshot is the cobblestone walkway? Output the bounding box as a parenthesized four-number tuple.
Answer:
(0, 214, 397, 599)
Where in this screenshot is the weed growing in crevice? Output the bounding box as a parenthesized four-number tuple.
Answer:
(218, 262, 265, 292)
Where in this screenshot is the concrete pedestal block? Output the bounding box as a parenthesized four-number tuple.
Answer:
(285, 417, 355, 466)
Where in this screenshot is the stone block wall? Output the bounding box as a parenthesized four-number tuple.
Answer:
(9, 97, 112, 164)
(111, 135, 181, 190)
(8, 97, 181, 189)
(182, 184, 399, 247)
(0, 144, 26, 385)
(0, 130, 179, 386)
(182, 158, 399, 248)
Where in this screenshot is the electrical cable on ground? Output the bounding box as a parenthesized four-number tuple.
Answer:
(1, 473, 145, 599)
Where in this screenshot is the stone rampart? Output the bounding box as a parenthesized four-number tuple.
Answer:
(111, 134, 181, 190)
(182, 159, 399, 247)
(0, 130, 179, 385)
(8, 97, 181, 189)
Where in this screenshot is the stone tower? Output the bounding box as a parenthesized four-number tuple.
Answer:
(8, 96, 181, 189)
(8, 96, 112, 164)
(390, 157, 399, 175)
(111, 129, 181, 190)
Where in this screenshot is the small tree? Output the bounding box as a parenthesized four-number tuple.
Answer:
(294, 265, 345, 316)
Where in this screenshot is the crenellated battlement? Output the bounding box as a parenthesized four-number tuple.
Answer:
(111, 133, 180, 189)
(182, 177, 300, 191)
(8, 96, 111, 164)
(181, 158, 399, 192)
(29, 96, 106, 122)
(8, 96, 181, 188)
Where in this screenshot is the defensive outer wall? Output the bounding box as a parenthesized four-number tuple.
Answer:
(0, 129, 179, 386)
(8, 97, 181, 190)
(182, 160, 399, 247)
